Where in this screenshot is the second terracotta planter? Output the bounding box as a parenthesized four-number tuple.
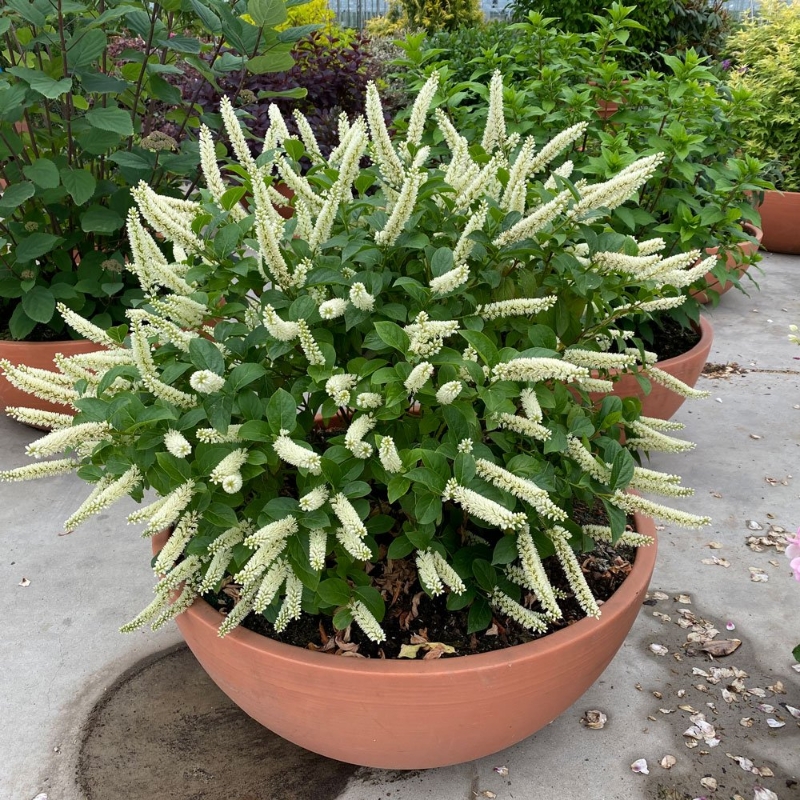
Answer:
(602, 316, 714, 420)
(758, 189, 800, 254)
(152, 513, 656, 770)
(692, 223, 763, 304)
(0, 338, 98, 416)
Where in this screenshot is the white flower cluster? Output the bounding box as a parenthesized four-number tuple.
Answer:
(474, 458, 566, 521)
(405, 313, 460, 358)
(492, 189, 572, 248)
(196, 425, 242, 443)
(443, 478, 527, 530)
(490, 588, 549, 633)
(610, 491, 711, 529)
(646, 366, 710, 399)
(190, 370, 225, 394)
(492, 357, 588, 384)
(210, 449, 248, 494)
(0, 458, 77, 483)
(562, 349, 637, 370)
(415, 549, 466, 596)
(153, 512, 200, 574)
(309, 529, 328, 570)
(516, 526, 561, 618)
(436, 381, 463, 405)
(626, 420, 695, 453)
(325, 373, 358, 406)
(349, 599, 386, 643)
(582, 524, 654, 548)
(330, 493, 369, 559)
(299, 485, 329, 512)
(494, 412, 552, 441)
(0, 359, 78, 406)
(477, 297, 557, 320)
(378, 436, 403, 473)
(64, 467, 142, 532)
(356, 392, 383, 409)
(344, 413, 376, 459)
(26, 421, 111, 459)
(430, 262, 470, 295)
(273, 432, 322, 475)
(547, 527, 601, 618)
(319, 297, 349, 320)
(349, 282, 375, 312)
(164, 430, 192, 458)
(128, 480, 196, 536)
(404, 361, 435, 393)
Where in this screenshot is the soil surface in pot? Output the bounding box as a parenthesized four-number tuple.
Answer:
(638, 317, 702, 362)
(204, 504, 638, 660)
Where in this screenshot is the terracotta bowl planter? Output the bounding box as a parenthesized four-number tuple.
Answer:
(152, 513, 656, 769)
(599, 316, 713, 421)
(0, 338, 99, 416)
(758, 189, 800, 254)
(692, 223, 763, 304)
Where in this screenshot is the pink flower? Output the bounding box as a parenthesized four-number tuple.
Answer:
(786, 528, 800, 581)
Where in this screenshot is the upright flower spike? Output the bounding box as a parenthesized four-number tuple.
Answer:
(481, 70, 507, 153)
(374, 168, 425, 247)
(56, 303, 120, 348)
(131, 181, 203, 253)
(378, 436, 403, 473)
(64, 466, 143, 532)
(349, 599, 386, 643)
(344, 413, 376, 459)
(443, 478, 527, 531)
(199, 124, 246, 221)
(330, 493, 368, 540)
(219, 95, 257, 172)
(365, 81, 405, 187)
(474, 458, 566, 522)
(516, 526, 561, 618)
(548, 527, 601, 618)
(273, 433, 322, 475)
(403, 71, 440, 153)
(128, 480, 196, 536)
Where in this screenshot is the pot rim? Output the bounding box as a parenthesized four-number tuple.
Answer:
(652, 315, 713, 370)
(156, 510, 657, 676)
(0, 337, 95, 350)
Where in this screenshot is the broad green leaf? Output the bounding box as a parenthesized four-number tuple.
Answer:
(317, 578, 352, 607)
(609, 449, 635, 491)
(8, 304, 37, 340)
(15, 232, 61, 263)
(23, 159, 60, 189)
(0, 181, 35, 214)
(68, 28, 107, 69)
(266, 388, 297, 434)
(188, 0, 222, 33)
(387, 534, 415, 559)
(6, 67, 72, 99)
(459, 329, 499, 366)
(373, 321, 410, 354)
(471, 559, 497, 591)
(108, 150, 153, 171)
(246, 51, 295, 74)
(189, 337, 225, 374)
(80, 206, 125, 233)
(85, 106, 134, 137)
(21, 285, 56, 323)
(227, 362, 267, 392)
(78, 71, 130, 94)
(60, 168, 97, 206)
(492, 535, 517, 565)
(467, 595, 492, 634)
(247, 0, 288, 28)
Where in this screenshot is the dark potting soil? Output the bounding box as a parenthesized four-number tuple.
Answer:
(641, 316, 702, 362)
(204, 505, 638, 660)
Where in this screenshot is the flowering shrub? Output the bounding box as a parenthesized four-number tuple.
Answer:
(0, 75, 710, 647)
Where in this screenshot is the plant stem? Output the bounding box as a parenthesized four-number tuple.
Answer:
(128, 3, 161, 149)
(56, 0, 75, 166)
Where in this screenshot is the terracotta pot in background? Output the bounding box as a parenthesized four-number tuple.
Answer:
(152, 513, 657, 769)
(599, 316, 714, 420)
(692, 223, 763, 304)
(0, 338, 98, 416)
(758, 189, 800, 254)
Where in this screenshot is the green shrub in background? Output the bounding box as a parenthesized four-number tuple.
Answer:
(393, 3, 770, 324)
(367, 0, 483, 36)
(727, 0, 800, 191)
(0, 0, 309, 341)
(508, 0, 730, 67)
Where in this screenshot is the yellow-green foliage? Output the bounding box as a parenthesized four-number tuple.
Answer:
(368, 0, 483, 35)
(278, 0, 335, 30)
(728, 0, 800, 190)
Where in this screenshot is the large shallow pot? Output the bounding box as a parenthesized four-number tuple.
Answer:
(692, 223, 763, 304)
(603, 316, 713, 421)
(758, 189, 800, 254)
(0, 338, 98, 415)
(152, 512, 656, 769)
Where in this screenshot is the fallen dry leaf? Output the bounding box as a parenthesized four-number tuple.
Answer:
(479, 792, 497, 799)
(18, 577, 30, 587)
(766, 718, 785, 728)
(747, 520, 764, 531)
(649, 643, 669, 656)
(685, 739, 698, 749)
(652, 690, 662, 699)
(707, 541, 723, 549)
(756, 767, 774, 777)
(651, 591, 669, 601)
(580, 710, 607, 729)
(753, 787, 779, 800)
(700, 776, 718, 791)
(701, 557, 731, 567)
(700, 639, 741, 657)
(676, 594, 692, 604)
(630, 758, 649, 775)
(727, 754, 754, 771)
(493, 766, 508, 777)
(398, 641, 456, 659)
(659, 708, 674, 714)
(750, 434, 762, 440)
(784, 704, 800, 719)
(768, 681, 785, 694)
(660, 755, 677, 769)
(739, 718, 754, 727)
(757, 703, 776, 714)
(747, 687, 767, 698)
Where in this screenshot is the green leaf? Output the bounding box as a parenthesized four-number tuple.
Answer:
(387, 534, 415, 559)
(148, 74, 183, 105)
(21, 285, 56, 324)
(373, 321, 410, 354)
(459, 330, 499, 366)
(156, 451, 192, 483)
(414, 491, 442, 525)
(247, 51, 296, 74)
(15, 233, 61, 263)
(266, 388, 297, 434)
(60, 168, 97, 206)
(80, 206, 124, 233)
(204, 503, 240, 528)
(189, 337, 225, 374)
(472, 559, 497, 592)
(609, 449, 635, 491)
(405, 525, 434, 550)
(79, 71, 130, 94)
(205, 394, 233, 432)
(0, 182, 35, 214)
(492, 535, 517, 566)
(8, 304, 37, 339)
(237, 421, 272, 441)
(354, 585, 385, 622)
(317, 578, 352, 607)
(23, 159, 60, 189)
(68, 28, 107, 69)
(7, 66, 72, 99)
(85, 106, 135, 137)
(602, 499, 628, 542)
(227, 362, 267, 392)
(793, 642, 800, 663)
(467, 595, 492, 634)
(188, 0, 222, 33)
(247, 0, 288, 27)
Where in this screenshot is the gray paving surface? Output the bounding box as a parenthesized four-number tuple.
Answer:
(2, 253, 799, 800)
